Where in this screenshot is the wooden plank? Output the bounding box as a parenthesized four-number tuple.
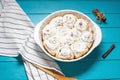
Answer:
(0, 60, 120, 80)
(0, 62, 27, 80)
(17, 0, 120, 13)
(0, 43, 120, 61)
(27, 14, 120, 27)
(57, 60, 120, 79)
(0, 55, 120, 80)
(0, 55, 23, 61)
(102, 28, 120, 42)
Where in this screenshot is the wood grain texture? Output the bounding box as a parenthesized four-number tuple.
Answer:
(57, 60, 120, 79)
(0, 0, 120, 80)
(17, 0, 120, 13)
(0, 62, 27, 80)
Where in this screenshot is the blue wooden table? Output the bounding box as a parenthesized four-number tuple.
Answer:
(0, 0, 120, 80)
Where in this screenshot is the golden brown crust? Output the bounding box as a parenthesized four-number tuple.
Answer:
(87, 42, 93, 48)
(74, 48, 89, 58)
(43, 42, 56, 56)
(55, 54, 74, 60)
(74, 41, 94, 59)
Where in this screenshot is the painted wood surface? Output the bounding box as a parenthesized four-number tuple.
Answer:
(0, 0, 120, 80)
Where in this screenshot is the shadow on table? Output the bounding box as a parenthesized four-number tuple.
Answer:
(15, 54, 24, 65)
(56, 45, 102, 77)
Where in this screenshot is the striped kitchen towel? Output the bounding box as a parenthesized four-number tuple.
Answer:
(0, 0, 63, 80)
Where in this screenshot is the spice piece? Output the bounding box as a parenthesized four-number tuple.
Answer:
(102, 44, 115, 58)
(93, 9, 106, 23)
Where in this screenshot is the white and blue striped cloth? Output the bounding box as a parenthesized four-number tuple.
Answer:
(0, 0, 63, 80)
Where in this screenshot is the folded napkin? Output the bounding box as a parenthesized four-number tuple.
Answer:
(0, 0, 63, 80)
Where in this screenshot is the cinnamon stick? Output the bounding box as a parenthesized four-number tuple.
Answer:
(102, 44, 115, 58)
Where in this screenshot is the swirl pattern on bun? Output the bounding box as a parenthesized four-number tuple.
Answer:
(42, 14, 94, 60)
